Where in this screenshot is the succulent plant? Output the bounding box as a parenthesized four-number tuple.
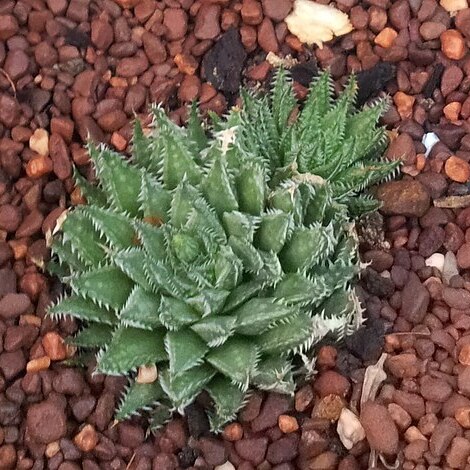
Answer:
(48, 70, 397, 432)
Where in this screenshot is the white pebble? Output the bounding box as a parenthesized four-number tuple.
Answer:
(425, 253, 445, 272)
(337, 408, 366, 450)
(215, 463, 235, 470)
(440, 0, 468, 12)
(29, 128, 49, 156)
(422, 132, 440, 157)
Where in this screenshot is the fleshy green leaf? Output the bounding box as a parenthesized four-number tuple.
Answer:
(159, 365, 215, 409)
(73, 168, 107, 206)
(139, 173, 172, 223)
(116, 380, 164, 420)
(223, 211, 257, 241)
(206, 375, 246, 432)
(153, 107, 202, 189)
(279, 224, 336, 273)
(191, 316, 237, 347)
(207, 337, 258, 386)
(255, 211, 291, 253)
(256, 312, 315, 354)
(228, 236, 263, 273)
(114, 248, 153, 292)
(70, 323, 113, 348)
(187, 101, 208, 152)
(61, 210, 106, 267)
(97, 327, 167, 375)
(71, 267, 134, 310)
(149, 404, 173, 431)
(165, 329, 208, 377)
(234, 298, 298, 335)
(135, 222, 166, 262)
(203, 155, 238, 216)
(252, 356, 295, 395)
(82, 206, 135, 250)
(223, 281, 263, 312)
(270, 67, 296, 134)
(119, 286, 161, 329)
(88, 144, 142, 215)
(159, 296, 200, 331)
(236, 163, 265, 216)
(186, 289, 230, 317)
(48, 295, 117, 325)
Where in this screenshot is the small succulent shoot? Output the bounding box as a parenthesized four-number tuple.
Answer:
(47, 69, 397, 432)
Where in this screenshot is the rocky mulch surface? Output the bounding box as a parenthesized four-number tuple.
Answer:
(2, 0, 470, 468)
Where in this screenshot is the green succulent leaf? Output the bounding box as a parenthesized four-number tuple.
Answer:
(88, 144, 142, 215)
(114, 248, 153, 292)
(73, 168, 107, 207)
(253, 355, 295, 395)
(49, 295, 117, 325)
(160, 364, 216, 409)
(119, 286, 161, 329)
(255, 211, 291, 253)
(97, 327, 167, 375)
(207, 337, 258, 387)
(70, 267, 134, 310)
(203, 155, 238, 216)
(116, 380, 164, 420)
(82, 206, 135, 250)
(139, 173, 172, 223)
(186, 288, 230, 317)
(159, 296, 200, 331)
(187, 101, 208, 152)
(191, 316, 237, 347)
(165, 329, 209, 378)
(61, 210, 106, 267)
(256, 312, 315, 355)
(149, 403, 173, 431)
(237, 163, 265, 216)
(234, 298, 298, 335)
(206, 376, 246, 433)
(70, 323, 114, 348)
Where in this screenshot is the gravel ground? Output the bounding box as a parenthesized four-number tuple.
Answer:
(1, 0, 470, 468)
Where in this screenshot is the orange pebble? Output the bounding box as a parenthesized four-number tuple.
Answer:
(20, 314, 41, 327)
(443, 101, 462, 121)
(416, 153, 426, 172)
(174, 53, 198, 75)
(45, 441, 60, 458)
(441, 30, 466, 60)
(445, 155, 470, 183)
(26, 155, 53, 178)
(74, 424, 99, 452)
(285, 34, 304, 52)
(374, 27, 398, 48)
(223, 422, 244, 441)
(393, 91, 415, 119)
(8, 239, 28, 260)
(278, 415, 299, 433)
(455, 407, 470, 428)
(42, 332, 67, 361)
(111, 132, 128, 152)
(109, 77, 128, 88)
(26, 356, 51, 373)
(459, 344, 470, 365)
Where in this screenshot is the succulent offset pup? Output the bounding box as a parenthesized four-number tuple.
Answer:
(48, 69, 398, 432)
